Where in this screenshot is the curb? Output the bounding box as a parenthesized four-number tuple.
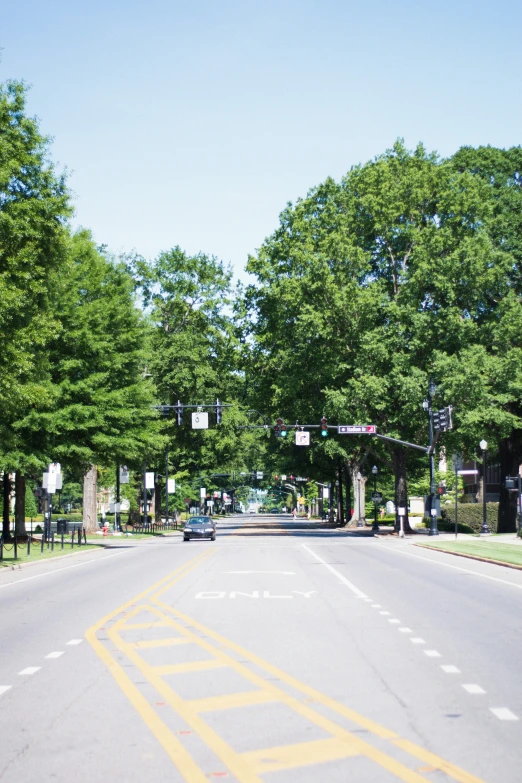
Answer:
(414, 544, 522, 571)
(0, 543, 109, 572)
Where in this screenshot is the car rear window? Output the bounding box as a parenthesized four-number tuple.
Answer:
(187, 518, 210, 526)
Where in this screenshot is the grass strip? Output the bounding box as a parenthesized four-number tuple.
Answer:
(416, 540, 522, 568)
(1, 542, 100, 567)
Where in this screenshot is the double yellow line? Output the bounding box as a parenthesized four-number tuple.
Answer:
(86, 548, 486, 783)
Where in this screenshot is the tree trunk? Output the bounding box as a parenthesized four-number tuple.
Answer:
(497, 436, 519, 533)
(15, 471, 26, 536)
(2, 472, 11, 540)
(82, 465, 98, 533)
(392, 448, 412, 533)
(350, 466, 367, 525)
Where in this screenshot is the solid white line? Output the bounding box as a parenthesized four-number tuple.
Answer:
(490, 707, 519, 721)
(66, 639, 83, 646)
(301, 544, 368, 598)
(462, 684, 486, 694)
(399, 627, 412, 633)
(411, 638, 425, 644)
(0, 550, 129, 590)
(375, 543, 522, 591)
(441, 665, 460, 673)
(0, 686, 12, 696)
(19, 667, 40, 675)
(424, 650, 441, 658)
(46, 651, 64, 659)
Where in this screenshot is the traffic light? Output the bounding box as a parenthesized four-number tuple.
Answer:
(216, 398, 222, 425)
(432, 409, 441, 431)
(280, 424, 287, 437)
(175, 400, 183, 426)
(274, 417, 283, 437)
(444, 406, 453, 431)
(320, 416, 328, 437)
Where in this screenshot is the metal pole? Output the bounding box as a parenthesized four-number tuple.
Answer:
(165, 448, 169, 526)
(372, 469, 379, 533)
(518, 474, 522, 538)
(480, 447, 491, 535)
(427, 381, 439, 536)
(143, 462, 148, 526)
(455, 461, 458, 539)
(116, 465, 121, 532)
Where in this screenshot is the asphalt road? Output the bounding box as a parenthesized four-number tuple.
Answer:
(1, 514, 521, 782)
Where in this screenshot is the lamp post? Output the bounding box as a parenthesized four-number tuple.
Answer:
(371, 466, 379, 533)
(479, 439, 491, 535)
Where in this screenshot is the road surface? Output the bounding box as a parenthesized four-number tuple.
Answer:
(1, 514, 521, 782)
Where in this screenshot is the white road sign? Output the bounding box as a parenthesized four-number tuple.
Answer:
(192, 412, 209, 429)
(145, 472, 155, 489)
(295, 431, 310, 446)
(167, 478, 176, 494)
(200, 487, 206, 498)
(338, 425, 377, 434)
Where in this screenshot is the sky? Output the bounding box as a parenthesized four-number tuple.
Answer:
(1, 0, 521, 282)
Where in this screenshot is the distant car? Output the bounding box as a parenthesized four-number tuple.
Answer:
(270, 508, 280, 513)
(183, 516, 216, 541)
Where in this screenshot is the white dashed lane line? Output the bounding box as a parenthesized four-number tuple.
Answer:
(462, 684, 486, 694)
(0, 686, 12, 696)
(18, 667, 40, 676)
(302, 544, 521, 724)
(490, 708, 519, 721)
(66, 639, 83, 645)
(46, 651, 64, 659)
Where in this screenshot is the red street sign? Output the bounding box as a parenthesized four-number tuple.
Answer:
(337, 425, 377, 434)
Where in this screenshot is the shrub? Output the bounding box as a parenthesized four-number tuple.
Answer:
(441, 503, 498, 534)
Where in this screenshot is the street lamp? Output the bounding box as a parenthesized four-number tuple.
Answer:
(371, 466, 379, 533)
(479, 439, 491, 535)
(356, 472, 363, 527)
(427, 379, 439, 536)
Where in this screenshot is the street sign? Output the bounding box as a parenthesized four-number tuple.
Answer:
(322, 487, 329, 499)
(281, 474, 287, 481)
(295, 431, 310, 446)
(145, 472, 155, 489)
(167, 478, 176, 494)
(200, 487, 206, 498)
(338, 425, 377, 434)
(457, 469, 479, 475)
(256, 471, 264, 479)
(192, 411, 209, 429)
(371, 492, 383, 502)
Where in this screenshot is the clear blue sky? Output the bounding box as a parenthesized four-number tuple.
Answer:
(2, 0, 521, 281)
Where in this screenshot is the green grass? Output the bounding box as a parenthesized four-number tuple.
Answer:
(0, 540, 100, 567)
(417, 540, 522, 567)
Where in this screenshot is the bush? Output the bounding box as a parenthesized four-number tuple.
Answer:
(425, 519, 475, 534)
(441, 503, 498, 534)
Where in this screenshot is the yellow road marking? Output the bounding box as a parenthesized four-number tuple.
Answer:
(132, 637, 192, 649)
(242, 737, 360, 774)
(187, 690, 278, 714)
(87, 547, 486, 783)
(153, 659, 226, 675)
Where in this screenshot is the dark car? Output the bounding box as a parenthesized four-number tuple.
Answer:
(183, 516, 216, 541)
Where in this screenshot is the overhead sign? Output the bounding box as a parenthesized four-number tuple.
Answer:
(145, 472, 155, 489)
(167, 478, 176, 494)
(256, 471, 264, 479)
(295, 431, 310, 446)
(192, 412, 209, 429)
(338, 425, 377, 434)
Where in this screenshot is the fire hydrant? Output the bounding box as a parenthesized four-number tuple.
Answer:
(102, 525, 109, 537)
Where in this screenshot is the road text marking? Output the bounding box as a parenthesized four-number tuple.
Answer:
(301, 545, 368, 598)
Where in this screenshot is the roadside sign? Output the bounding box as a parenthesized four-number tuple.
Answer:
(192, 411, 209, 429)
(295, 431, 310, 446)
(338, 425, 377, 434)
(167, 478, 176, 493)
(200, 487, 206, 498)
(297, 496, 305, 504)
(323, 487, 329, 499)
(371, 492, 383, 502)
(145, 472, 155, 489)
(119, 465, 130, 484)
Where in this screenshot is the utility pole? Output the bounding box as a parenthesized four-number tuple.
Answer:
(115, 465, 120, 531)
(142, 462, 147, 525)
(165, 448, 169, 524)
